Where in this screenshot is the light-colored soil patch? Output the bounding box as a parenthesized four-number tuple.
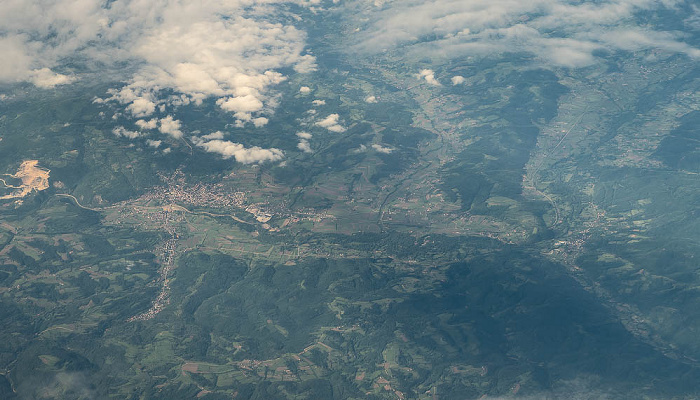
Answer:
(182, 363, 199, 373)
(0, 160, 50, 200)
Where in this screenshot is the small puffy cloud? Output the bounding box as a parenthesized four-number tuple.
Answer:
(371, 143, 393, 154)
(196, 139, 284, 164)
(252, 117, 269, 127)
(135, 119, 158, 130)
(312, 99, 326, 106)
(293, 55, 317, 73)
(29, 68, 76, 88)
(299, 86, 312, 94)
(418, 69, 441, 86)
(365, 95, 377, 103)
(316, 113, 346, 132)
(217, 95, 264, 121)
(146, 139, 162, 148)
(296, 131, 312, 139)
(127, 97, 157, 118)
(451, 76, 466, 85)
(297, 139, 312, 153)
(158, 115, 183, 139)
(541, 38, 598, 67)
(112, 126, 140, 139)
(352, 144, 368, 153)
(201, 131, 225, 140)
(326, 125, 346, 133)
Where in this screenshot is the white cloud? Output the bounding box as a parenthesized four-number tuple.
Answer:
(196, 139, 284, 164)
(0, 0, 317, 132)
(326, 125, 346, 133)
(217, 94, 264, 119)
(29, 68, 76, 88)
(252, 117, 269, 127)
(127, 97, 156, 118)
(350, 0, 699, 67)
(296, 131, 313, 139)
(297, 139, 313, 153)
(600, 29, 700, 58)
(316, 113, 346, 132)
(365, 95, 378, 103)
(0, 35, 33, 83)
(299, 86, 312, 94)
(158, 115, 183, 139)
(451, 75, 466, 85)
(0, 0, 107, 85)
(201, 131, 225, 140)
(686, 6, 700, 31)
(418, 69, 441, 86)
(353, 144, 368, 153)
(112, 126, 140, 139)
(371, 143, 393, 154)
(312, 99, 326, 106)
(293, 55, 318, 73)
(146, 139, 162, 148)
(135, 118, 158, 130)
